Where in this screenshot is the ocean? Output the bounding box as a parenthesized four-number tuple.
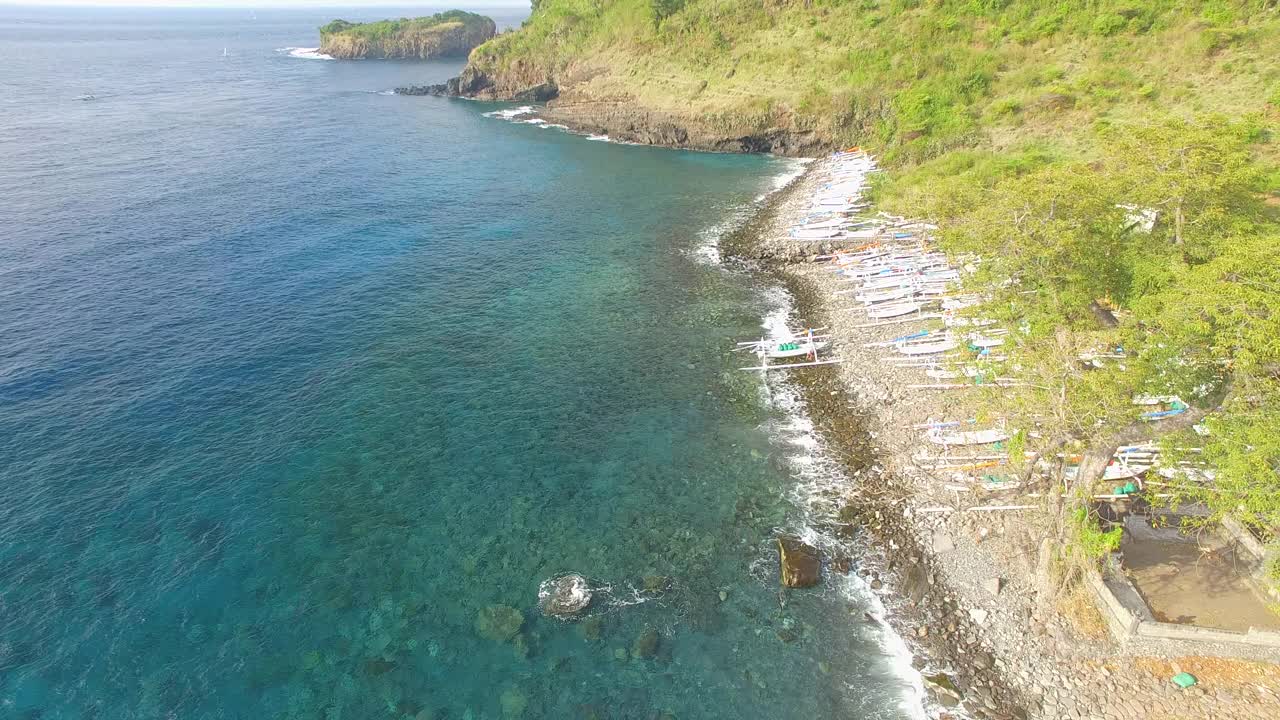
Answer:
(0, 6, 923, 719)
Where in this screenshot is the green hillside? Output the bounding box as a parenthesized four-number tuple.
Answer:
(475, 0, 1278, 162)
(469, 1, 1280, 555)
(319, 11, 496, 59)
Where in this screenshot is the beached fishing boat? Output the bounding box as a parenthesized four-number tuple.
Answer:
(944, 315, 997, 328)
(736, 328, 842, 372)
(763, 337, 830, 358)
(856, 287, 914, 303)
(967, 334, 1005, 349)
(942, 295, 982, 311)
(795, 217, 849, 231)
(867, 301, 924, 319)
(790, 227, 847, 240)
(1101, 461, 1151, 481)
(896, 338, 958, 356)
(926, 427, 1009, 446)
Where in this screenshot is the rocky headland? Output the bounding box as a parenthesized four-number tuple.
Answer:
(318, 11, 496, 61)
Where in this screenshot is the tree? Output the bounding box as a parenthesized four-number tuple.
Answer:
(1101, 116, 1263, 259)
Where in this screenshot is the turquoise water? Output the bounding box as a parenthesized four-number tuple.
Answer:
(0, 7, 920, 719)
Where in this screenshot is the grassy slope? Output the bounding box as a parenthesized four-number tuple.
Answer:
(474, 0, 1279, 163)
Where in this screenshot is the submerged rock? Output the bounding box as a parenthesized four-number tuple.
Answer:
(500, 686, 528, 718)
(831, 554, 853, 575)
(777, 535, 821, 588)
(580, 616, 604, 642)
(539, 574, 592, 618)
(642, 575, 673, 593)
(631, 627, 659, 658)
(475, 604, 524, 642)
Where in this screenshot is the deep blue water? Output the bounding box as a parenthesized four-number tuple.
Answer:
(0, 7, 921, 719)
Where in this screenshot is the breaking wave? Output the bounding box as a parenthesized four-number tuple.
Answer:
(278, 47, 333, 60)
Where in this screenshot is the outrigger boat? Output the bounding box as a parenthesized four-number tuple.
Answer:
(736, 328, 842, 372)
(926, 427, 1010, 446)
(896, 338, 959, 356)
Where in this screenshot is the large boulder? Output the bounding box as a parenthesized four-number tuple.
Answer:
(539, 574, 592, 618)
(777, 535, 821, 588)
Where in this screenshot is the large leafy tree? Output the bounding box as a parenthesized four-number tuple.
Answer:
(910, 116, 1280, 541)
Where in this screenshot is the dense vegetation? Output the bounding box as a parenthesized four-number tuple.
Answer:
(321, 11, 484, 41)
(478, 0, 1279, 162)
(476, 1, 1280, 560)
(319, 11, 496, 59)
(883, 117, 1280, 551)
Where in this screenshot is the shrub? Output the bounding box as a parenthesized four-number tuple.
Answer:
(990, 97, 1022, 116)
(651, 0, 684, 22)
(1092, 14, 1127, 37)
(1071, 507, 1123, 562)
(1197, 27, 1245, 55)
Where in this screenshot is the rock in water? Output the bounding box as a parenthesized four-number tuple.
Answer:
(499, 687, 528, 718)
(641, 575, 672, 593)
(475, 605, 524, 642)
(539, 574, 592, 618)
(631, 627, 659, 658)
(777, 536, 821, 588)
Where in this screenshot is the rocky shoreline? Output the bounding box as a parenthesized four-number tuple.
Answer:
(728, 157, 1280, 720)
(396, 71, 832, 156)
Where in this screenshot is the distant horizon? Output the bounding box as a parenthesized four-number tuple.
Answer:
(0, 1, 528, 7)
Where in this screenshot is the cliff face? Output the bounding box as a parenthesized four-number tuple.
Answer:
(396, 52, 839, 156)
(318, 12, 496, 60)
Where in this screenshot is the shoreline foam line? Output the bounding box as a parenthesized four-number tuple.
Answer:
(754, 284, 932, 718)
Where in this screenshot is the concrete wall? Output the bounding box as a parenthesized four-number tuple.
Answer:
(1219, 516, 1279, 602)
(1087, 559, 1280, 654)
(1135, 621, 1280, 647)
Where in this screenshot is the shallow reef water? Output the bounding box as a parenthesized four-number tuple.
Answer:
(0, 7, 919, 720)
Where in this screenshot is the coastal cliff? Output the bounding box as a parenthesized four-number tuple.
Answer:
(402, 0, 1279, 161)
(318, 11, 496, 60)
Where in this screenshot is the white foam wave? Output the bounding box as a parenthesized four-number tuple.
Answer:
(483, 105, 535, 119)
(692, 218, 733, 266)
(837, 574, 930, 720)
(279, 47, 333, 60)
(752, 286, 930, 719)
(754, 157, 814, 202)
(585, 133, 611, 142)
(692, 160, 813, 266)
